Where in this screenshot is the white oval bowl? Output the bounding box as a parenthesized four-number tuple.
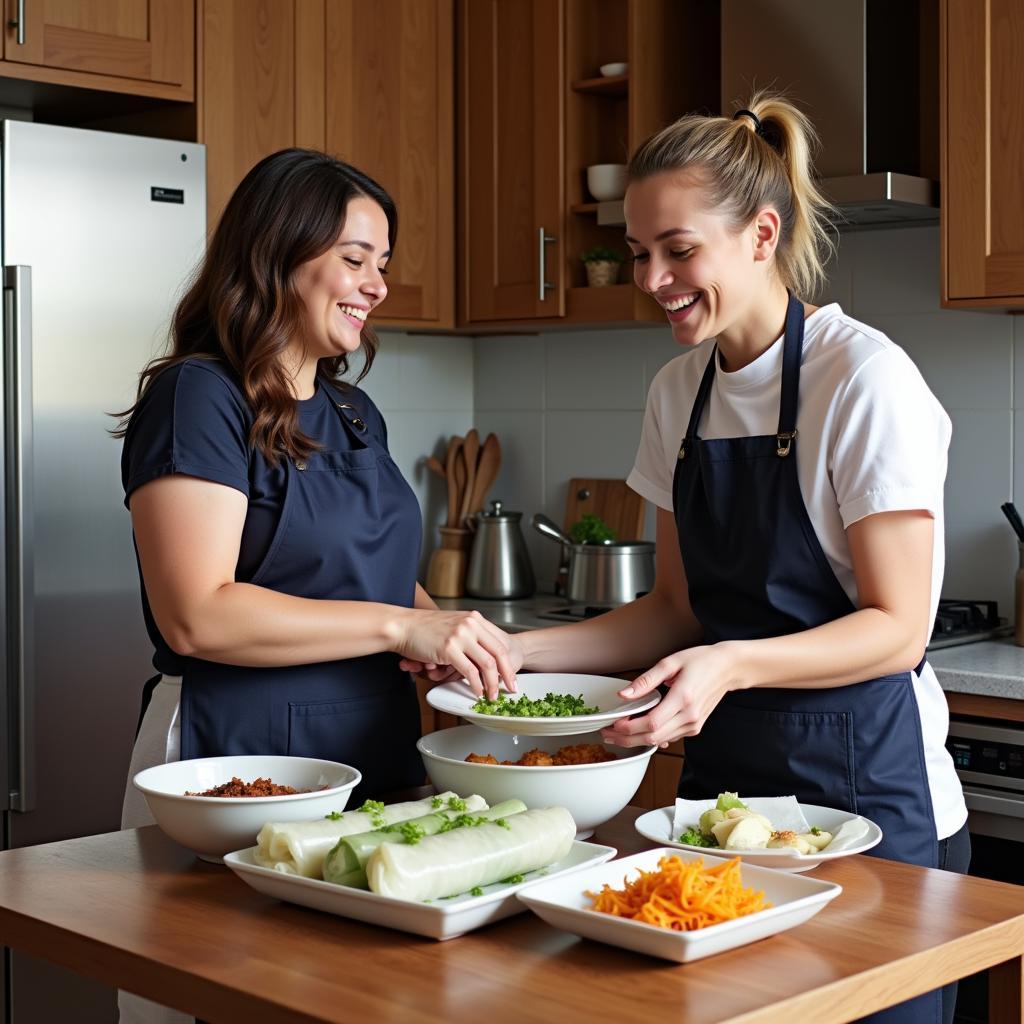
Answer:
(417, 725, 655, 838)
(586, 163, 628, 201)
(133, 755, 360, 862)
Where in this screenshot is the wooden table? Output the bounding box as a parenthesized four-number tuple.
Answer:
(0, 808, 1023, 1024)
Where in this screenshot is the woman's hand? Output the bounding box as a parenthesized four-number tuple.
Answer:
(393, 609, 517, 699)
(600, 643, 741, 748)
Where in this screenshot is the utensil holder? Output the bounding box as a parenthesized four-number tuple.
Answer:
(425, 527, 472, 597)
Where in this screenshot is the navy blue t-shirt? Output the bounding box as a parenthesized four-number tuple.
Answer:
(121, 358, 391, 675)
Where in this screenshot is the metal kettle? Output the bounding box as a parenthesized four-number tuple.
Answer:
(465, 500, 536, 599)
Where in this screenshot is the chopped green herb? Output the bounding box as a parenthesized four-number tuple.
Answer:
(439, 894, 456, 900)
(495, 818, 510, 829)
(678, 826, 718, 847)
(469, 886, 484, 897)
(445, 796, 468, 812)
(437, 813, 498, 834)
(810, 826, 823, 836)
(358, 799, 387, 828)
(324, 811, 344, 821)
(501, 873, 525, 885)
(396, 822, 427, 845)
(430, 796, 443, 809)
(470, 691, 599, 718)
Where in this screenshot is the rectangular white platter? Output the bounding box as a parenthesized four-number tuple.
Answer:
(223, 839, 616, 940)
(517, 846, 843, 963)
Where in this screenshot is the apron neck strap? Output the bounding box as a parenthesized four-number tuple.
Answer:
(777, 291, 805, 437)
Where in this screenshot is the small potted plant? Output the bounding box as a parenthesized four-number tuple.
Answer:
(581, 246, 624, 287)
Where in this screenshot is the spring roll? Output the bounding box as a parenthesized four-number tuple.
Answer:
(324, 799, 525, 888)
(254, 792, 479, 877)
(367, 806, 576, 902)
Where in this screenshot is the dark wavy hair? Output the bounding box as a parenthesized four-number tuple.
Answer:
(113, 148, 398, 464)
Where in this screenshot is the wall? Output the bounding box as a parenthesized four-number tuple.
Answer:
(472, 226, 1024, 611)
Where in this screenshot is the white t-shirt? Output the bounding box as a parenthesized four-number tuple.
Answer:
(627, 303, 967, 841)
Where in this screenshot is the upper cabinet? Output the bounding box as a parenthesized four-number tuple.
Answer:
(2, 0, 193, 100)
(457, 0, 719, 329)
(942, 0, 1024, 307)
(202, 0, 455, 329)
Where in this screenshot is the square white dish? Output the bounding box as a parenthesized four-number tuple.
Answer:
(517, 846, 842, 962)
(425, 673, 659, 736)
(223, 839, 616, 940)
(635, 803, 882, 872)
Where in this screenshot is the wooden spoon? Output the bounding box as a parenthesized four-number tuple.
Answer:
(458, 428, 480, 525)
(425, 455, 446, 480)
(467, 433, 502, 517)
(444, 436, 463, 528)
(451, 444, 468, 528)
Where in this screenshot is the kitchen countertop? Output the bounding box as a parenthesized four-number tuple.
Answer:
(437, 596, 1024, 701)
(2, 807, 1024, 1023)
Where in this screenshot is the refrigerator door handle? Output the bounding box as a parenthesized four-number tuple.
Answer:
(3, 265, 35, 813)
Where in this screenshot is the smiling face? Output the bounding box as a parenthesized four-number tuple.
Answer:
(291, 195, 391, 362)
(624, 170, 776, 347)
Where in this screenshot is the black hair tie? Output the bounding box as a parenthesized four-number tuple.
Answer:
(733, 108, 765, 137)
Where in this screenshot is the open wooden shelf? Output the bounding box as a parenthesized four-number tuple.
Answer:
(571, 73, 628, 97)
(571, 202, 600, 215)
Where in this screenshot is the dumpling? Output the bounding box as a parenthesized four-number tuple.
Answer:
(797, 829, 833, 851)
(768, 830, 814, 854)
(722, 816, 772, 850)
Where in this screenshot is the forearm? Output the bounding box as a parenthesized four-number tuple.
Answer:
(725, 606, 926, 691)
(165, 582, 411, 666)
(519, 590, 703, 674)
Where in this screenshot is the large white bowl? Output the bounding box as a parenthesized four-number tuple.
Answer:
(586, 163, 628, 201)
(417, 725, 655, 839)
(133, 755, 360, 863)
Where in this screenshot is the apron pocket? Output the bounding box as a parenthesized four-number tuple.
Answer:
(287, 690, 423, 800)
(681, 700, 857, 813)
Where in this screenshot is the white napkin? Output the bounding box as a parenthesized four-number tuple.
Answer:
(818, 815, 870, 853)
(672, 796, 810, 841)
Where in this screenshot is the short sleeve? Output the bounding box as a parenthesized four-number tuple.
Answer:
(830, 348, 951, 528)
(627, 370, 676, 511)
(121, 361, 252, 507)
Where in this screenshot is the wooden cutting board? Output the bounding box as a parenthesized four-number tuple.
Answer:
(562, 478, 646, 541)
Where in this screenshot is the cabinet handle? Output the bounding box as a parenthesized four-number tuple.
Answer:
(538, 227, 556, 302)
(9, 0, 25, 45)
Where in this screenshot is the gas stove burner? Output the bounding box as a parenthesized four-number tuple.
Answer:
(929, 599, 1011, 649)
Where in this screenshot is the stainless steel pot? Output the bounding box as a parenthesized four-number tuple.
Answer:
(466, 500, 536, 599)
(531, 513, 655, 606)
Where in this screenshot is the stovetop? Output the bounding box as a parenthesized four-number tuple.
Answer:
(539, 598, 1014, 649)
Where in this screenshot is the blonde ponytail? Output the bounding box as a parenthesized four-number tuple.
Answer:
(628, 89, 836, 298)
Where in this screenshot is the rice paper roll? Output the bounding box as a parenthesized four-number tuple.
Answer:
(367, 806, 576, 902)
(254, 792, 476, 877)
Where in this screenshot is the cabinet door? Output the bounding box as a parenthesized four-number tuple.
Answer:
(325, 0, 455, 328)
(4, 0, 192, 90)
(459, 0, 564, 323)
(943, 0, 1024, 305)
(202, 0, 298, 229)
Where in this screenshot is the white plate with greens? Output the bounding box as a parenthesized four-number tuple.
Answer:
(224, 839, 616, 940)
(634, 803, 883, 873)
(426, 673, 659, 736)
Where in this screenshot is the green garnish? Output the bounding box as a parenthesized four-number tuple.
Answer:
(495, 818, 510, 829)
(501, 874, 525, 884)
(679, 826, 718, 847)
(470, 692, 599, 718)
(358, 799, 387, 827)
(445, 796, 468, 812)
(324, 811, 344, 821)
(469, 886, 484, 897)
(431, 796, 443, 809)
(396, 822, 426, 845)
(811, 826, 823, 836)
(437, 813, 495, 834)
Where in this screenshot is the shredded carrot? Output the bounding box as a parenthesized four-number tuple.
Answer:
(587, 855, 770, 931)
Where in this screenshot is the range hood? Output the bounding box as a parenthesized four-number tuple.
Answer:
(721, 0, 939, 228)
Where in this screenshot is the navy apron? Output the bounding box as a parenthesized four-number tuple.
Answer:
(672, 294, 939, 1022)
(179, 387, 424, 805)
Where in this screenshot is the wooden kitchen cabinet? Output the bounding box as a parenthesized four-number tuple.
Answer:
(941, 0, 1024, 307)
(201, 0, 455, 328)
(2, 0, 193, 101)
(458, 0, 719, 330)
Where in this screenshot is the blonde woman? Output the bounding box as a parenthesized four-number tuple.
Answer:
(411, 94, 969, 1024)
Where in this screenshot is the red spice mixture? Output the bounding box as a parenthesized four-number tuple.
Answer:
(185, 776, 302, 797)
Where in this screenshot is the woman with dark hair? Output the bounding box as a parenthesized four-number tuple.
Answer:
(117, 148, 515, 833)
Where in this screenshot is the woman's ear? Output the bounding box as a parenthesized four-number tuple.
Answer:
(752, 206, 781, 263)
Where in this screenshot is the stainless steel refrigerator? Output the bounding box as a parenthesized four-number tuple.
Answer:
(0, 121, 206, 1023)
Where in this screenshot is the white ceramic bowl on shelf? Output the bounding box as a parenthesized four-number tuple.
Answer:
(586, 163, 628, 201)
(599, 61, 628, 77)
(133, 755, 360, 862)
(417, 724, 656, 839)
